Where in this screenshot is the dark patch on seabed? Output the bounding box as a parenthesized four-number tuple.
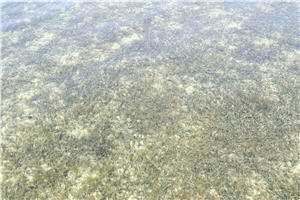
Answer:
(1, 2, 300, 200)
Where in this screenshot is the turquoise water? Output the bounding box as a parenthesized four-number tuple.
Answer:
(2, 2, 299, 199)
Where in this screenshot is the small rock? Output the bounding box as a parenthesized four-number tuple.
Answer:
(185, 85, 195, 95)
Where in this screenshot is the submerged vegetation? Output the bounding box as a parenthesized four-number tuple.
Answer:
(2, 2, 300, 199)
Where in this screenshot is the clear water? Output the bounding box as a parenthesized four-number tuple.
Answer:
(1, 2, 299, 199)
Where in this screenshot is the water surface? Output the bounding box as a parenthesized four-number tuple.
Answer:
(1, 2, 299, 199)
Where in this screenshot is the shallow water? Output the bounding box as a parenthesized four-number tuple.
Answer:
(1, 2, 299, 199)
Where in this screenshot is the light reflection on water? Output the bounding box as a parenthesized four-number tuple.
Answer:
(2, 3, 73, 31)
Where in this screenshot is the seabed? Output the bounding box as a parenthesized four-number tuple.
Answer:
(1, 2, 299, 199)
